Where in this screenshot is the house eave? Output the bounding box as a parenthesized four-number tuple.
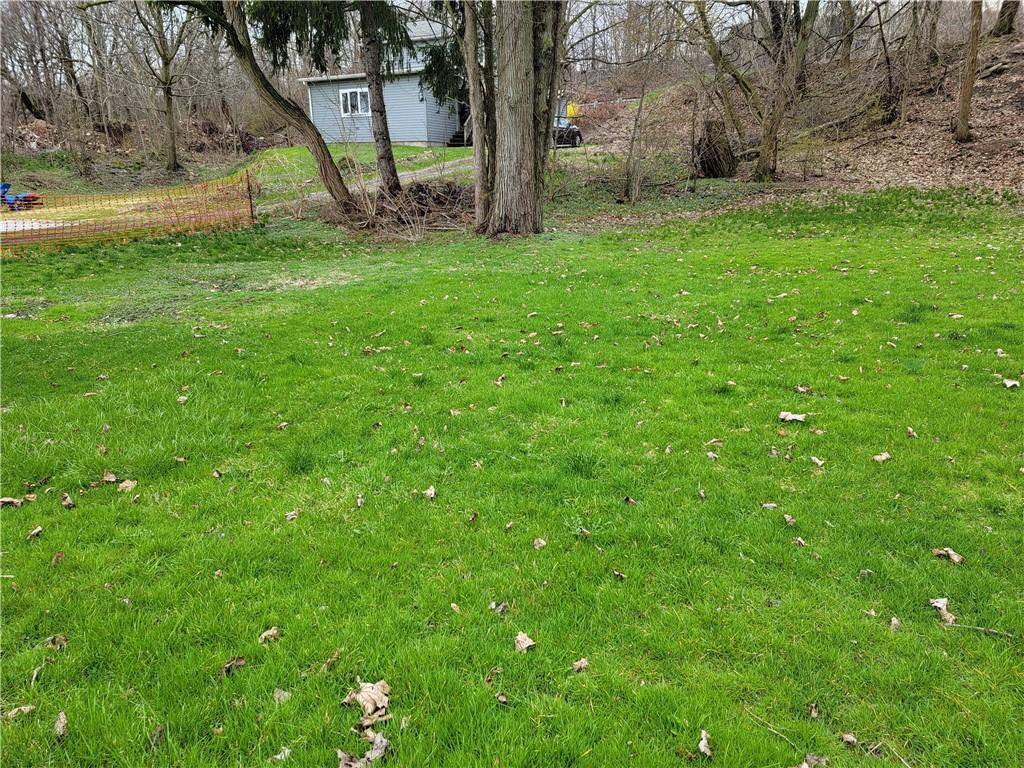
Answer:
(299, 68, 426, 85)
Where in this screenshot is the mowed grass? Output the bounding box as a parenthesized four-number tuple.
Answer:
(2, 189, 1023, 767)
(240, 144, 473, 203)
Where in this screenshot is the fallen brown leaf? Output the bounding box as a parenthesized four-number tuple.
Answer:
(423, 485, 436, 500)
(841, 733, 857, 748)
(791, 756, 829, 768)
(27, 525, 44, 540)
(273, 688, 291, 705)
(514, 632, 535, 653)
(259, 626, 281, 644)
(929, 597, 957, 625)
(117, 479, 137, 493)
(337, 733, 388, 768)
(148, 723, 166, 750)
(495, 692, 509, 705)
(931, 547, 964, 565)
(872, 451, 891, 463)
(102, 470, 118, 483)
(54, 710, 68, 740)
(808, 703, 819, 719)
(46, 634, 67, 650)
(51, 551, 65, 566)
(4, 705, 35, 719)
(572, 657, 589, 673)
(532, 538, 547, 550)
(889, 616, 901, 631)
(0, 496, 24, 507)
(222, 656, 246, 676)
(779, 411, 807, 422)
(698, 729, 712, 759)
(61, 493, 75, 509)
(342, 680, 390, 717)
(783, 514, 796, 526)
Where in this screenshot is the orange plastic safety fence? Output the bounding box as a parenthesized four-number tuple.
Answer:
(0, 174, 255, 253)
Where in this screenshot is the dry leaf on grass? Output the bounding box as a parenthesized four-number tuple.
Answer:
(285, 511, 299, 521)
(792, 537, 807, 547)
(792, 755, 829, 767)
(343, 680, 390, 717)
(1002, 379, 1020, 389)
(61, 493, 75, 509)
(54, 710, 68, 740)
(102, 469, 118, 483)
(532, 538, 547, 550)
(810, 456, 825, 468)
(514, 632, 535, 653)
(4, 705, 35, 719)
(0, 496, 24, 506)
(423, 485, 436, 500)
(148, 724, 166, 750)
(489, 601, 509, 616)
(808, 703, 819, 719)
(779, 411, 807, 422)
(272, 746, 291, 762)
(46, 634, 67, 650)
(273, 688, 291, 705)
(337, 733, 389, 768)
(783, 514, 796, 526)
(762, 502, 778, 510)
(495, 692, 509, 705)
(906, 426, 918, 438)
(612, 569, 626, 580)
(841, 733, 857, 747)
(929, 598, 957, 625)
(117, 479, 137, 493)
(572, 657, 589, 673)
(932, 547, 964, 564)
(889, 616, 901, 631)
(872, 452, 891, 463)
(623, 496, 637, 505)
(222, 656, 246, 676)
(698, 730, 712, 759)
(259, 626, 281, 644)
(27, 525, 44, 540)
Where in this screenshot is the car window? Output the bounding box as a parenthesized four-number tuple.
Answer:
(554, 117, 570, 128)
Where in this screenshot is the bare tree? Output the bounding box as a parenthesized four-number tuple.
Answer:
(133, 2, 195, 171)
(954, 0, 982, 143)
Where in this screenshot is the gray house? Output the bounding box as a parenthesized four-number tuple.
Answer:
(301, 21, 461, 147)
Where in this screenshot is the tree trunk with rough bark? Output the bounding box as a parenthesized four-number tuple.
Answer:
(992, 0, 1020, 36)
(359, 4, 401, 197)
(955, 0, 983, 142)
(221, 0, 354, 208)
(487, 1, 536, 235)
(753, 0, 819, 181)
(839, 0, 855, 68)
(163, 75, 178, 171)
(451, 0, 492, 230)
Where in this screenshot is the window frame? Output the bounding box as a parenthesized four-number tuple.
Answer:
(339, 87, 371, 117)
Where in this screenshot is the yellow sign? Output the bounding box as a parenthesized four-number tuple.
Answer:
(566, 101, 579, 118)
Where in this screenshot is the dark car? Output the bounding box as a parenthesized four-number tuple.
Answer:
(553, 117, 583, 148)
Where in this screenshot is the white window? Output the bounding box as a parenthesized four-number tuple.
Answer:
(340, 88, 370, 116)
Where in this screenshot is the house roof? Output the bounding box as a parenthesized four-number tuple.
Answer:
(298, 67, 426, 85)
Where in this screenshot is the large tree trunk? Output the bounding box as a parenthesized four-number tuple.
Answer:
(359, 4, 401, 197)
(954, 0, 983, 143)
(487, 1, 537, 235)
(992, 0, 1020, 36)
(222, 0, 354, 207)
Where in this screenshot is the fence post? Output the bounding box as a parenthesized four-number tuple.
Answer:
(245, 171, 255, 225)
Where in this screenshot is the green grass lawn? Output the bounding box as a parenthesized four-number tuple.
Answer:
(2, 189, 1022, 767)
(243, 144, 473, 203)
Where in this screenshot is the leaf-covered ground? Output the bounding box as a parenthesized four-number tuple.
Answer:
(2, 189, 1022, 767)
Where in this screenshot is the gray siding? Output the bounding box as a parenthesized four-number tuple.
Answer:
(423, 88, 460, 144)
(307, 73, 457, 146)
